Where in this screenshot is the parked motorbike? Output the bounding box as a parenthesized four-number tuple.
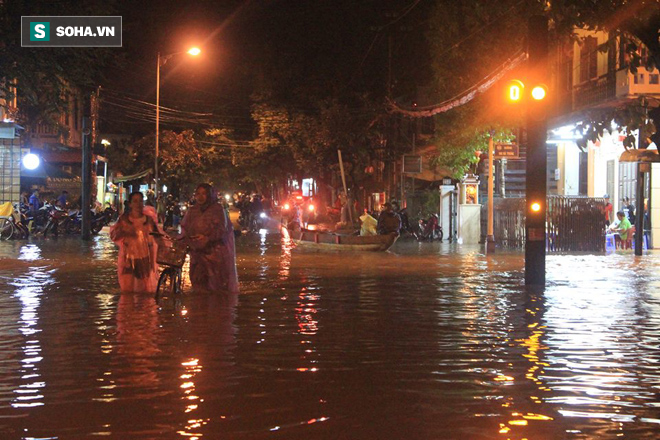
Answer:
(65, 210, 107, 235)
(397, 208, 419, 239)
(418, 214, 443, 241)
(42, 204, 67, 237)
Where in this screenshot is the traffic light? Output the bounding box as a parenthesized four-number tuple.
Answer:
(530, 201, 542, 213)
(531, 84, 547, 101)
(506, 80, 524, 102)
(505, 80, 548, 103)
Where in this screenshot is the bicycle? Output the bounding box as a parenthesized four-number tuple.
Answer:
(0, 203, 29, 240)
(152, 232, 188, 302)
(0, 216, 14, 240)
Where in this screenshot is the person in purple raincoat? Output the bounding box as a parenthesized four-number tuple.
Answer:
(181, 184, 239, 293)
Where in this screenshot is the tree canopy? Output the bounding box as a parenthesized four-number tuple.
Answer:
(0, 0, 119, 124)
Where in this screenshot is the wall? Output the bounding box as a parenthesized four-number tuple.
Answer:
(557, 141, 581, 195)
(652, 163, 660, 249)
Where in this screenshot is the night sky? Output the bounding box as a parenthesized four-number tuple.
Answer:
(98, 0, 433, 132)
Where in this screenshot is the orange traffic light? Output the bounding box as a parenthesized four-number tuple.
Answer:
(507, 80, 524, 102)
(531, 84, 547, 100)
(505, 80, 548, 103)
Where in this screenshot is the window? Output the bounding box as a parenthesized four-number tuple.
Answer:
(650, 74, 659, 85)
(580, 37, 598, 83)
(634, 74, 645, 84)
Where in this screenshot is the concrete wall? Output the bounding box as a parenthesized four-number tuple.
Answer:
(458, 204, 481, 245)
(652, 164, 660, 249)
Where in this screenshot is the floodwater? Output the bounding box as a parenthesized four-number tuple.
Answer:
(0, 232, 659, 440)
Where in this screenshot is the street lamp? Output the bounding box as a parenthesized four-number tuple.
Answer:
(155, 47, 201, 197)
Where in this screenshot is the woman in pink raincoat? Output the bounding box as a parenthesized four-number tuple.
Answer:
(181, 184, 239, 293)
(110, 191, 159, 293)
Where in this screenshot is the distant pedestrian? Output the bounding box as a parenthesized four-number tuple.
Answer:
(156, 195, 166, 224)
(29, 190, 41, 216)
(602, 195, 613, 227)
(145, 190, 155, 207)
(623, 197, 635, 224)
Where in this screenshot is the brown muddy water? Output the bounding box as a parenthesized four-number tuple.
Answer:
(0, 231, 659, 439)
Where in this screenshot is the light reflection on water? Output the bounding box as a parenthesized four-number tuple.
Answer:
(0, 235, 659, 439)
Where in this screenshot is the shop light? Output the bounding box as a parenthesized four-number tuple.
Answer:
(22, 153, 40, 170)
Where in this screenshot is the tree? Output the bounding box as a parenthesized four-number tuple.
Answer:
(0, 0, 119, 125)
(128, 130, 224, 195)
(424, 0, 533, 176)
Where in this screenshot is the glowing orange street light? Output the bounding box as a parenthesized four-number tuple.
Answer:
(530, 202, 542, 212)
(187, 47, 201, 56)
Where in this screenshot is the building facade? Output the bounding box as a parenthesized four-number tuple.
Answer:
(548, 29, 660, 247)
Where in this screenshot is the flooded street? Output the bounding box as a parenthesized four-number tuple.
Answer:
(1, 232, 659, 439)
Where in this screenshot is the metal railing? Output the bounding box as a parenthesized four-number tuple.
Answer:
(573, 74, 616, 111)
(483, 196, 607, 252)
(547, 196, 606, 252)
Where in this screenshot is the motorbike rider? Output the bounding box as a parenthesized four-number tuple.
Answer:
(236, 194, 251, 228)
(249, 194, 264, 228)
(377, 203, 401, 235)
(422, 214, 439, 238)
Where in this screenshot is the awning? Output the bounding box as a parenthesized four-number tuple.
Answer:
(113, 169, 152, 183)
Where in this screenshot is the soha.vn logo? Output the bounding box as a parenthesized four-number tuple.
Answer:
(30, 22, 50, 41)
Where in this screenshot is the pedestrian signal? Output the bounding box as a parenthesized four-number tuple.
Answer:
(507, 80, 524, 102)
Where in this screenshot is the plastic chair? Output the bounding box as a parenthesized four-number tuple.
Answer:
(605, 233, 616, 251)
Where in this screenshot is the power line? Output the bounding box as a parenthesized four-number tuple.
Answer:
(387, 50, 527, 117)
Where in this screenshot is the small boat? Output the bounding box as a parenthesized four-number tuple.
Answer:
(286, 227, 398, 252)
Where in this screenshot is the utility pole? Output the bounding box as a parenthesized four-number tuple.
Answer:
(81, 110, 92, 241)
(634, 164, 645, 256)
(525, 15, 549, 286)
(411, 129, 416, 212)
(155, 52, 161, 198)
(486, 134, 495, 253)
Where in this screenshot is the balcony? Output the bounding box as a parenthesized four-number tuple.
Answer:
(572, 74, 616, 111)
(616, 67, 660, 98)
